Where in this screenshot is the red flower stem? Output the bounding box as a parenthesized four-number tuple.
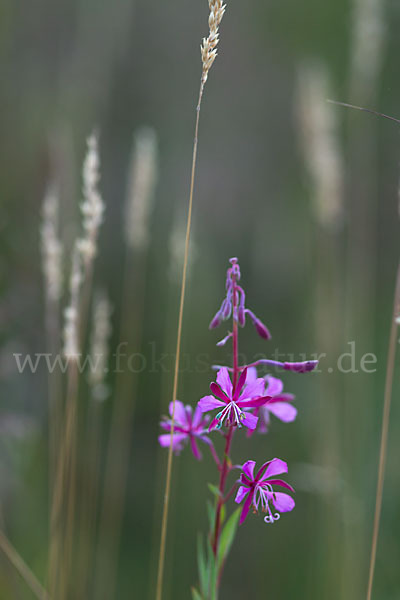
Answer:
(223, 481, 239, 504)
(208, 442, 222, 470)
(212, 274, 239, 557)
(212, 426, 234, 557)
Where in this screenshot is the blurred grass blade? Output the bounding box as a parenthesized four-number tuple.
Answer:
(197, 534, 208, 596)
(366, 261, 400, 600)
(0, 531, 49, 600)
(191, 587, 203, 600)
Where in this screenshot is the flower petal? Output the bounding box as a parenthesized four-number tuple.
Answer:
(271, 492, 295, 513)
(256, 458, 288, 481)
(160, 421, 186, 434)
(198, 395, 225, 412)
(265, 375, 283, 396)
(235, 485, 250, 504)
(241, 376, 265, 401)
(242, 460, 256, 481)
(190, 436, 202, 460)
(267, 402, 298, 423)
(168, 400, 187, 426)
(216, 367, 233, 398)
(239, 488, 254, 524)
(210, 382, 229, 402)
(234, 367, 248, 400)
(208, 416, 221, 432)
(238, 395, 272, 409)
(258, 418, 269, 433)
(241, 411, 258, 430)
(192, 404, 204, 429)
(267, 479, 295, 493)
(245, 366, 258, 383)
(267, 393, 295, 403)
(158, 433, 187, 451)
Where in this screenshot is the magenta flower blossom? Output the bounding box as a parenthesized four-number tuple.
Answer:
(198, 366, 272, 431)
(159, 401, 212, 460)
(245, 368, 297, 434)
(235, 458, 295, 524)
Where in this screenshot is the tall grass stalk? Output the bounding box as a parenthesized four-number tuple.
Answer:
(148, 215, 195, 599)
(94, 128, 157, 600)
(76, 291, 112, 599)
(327, 100, 400, 599)
(40, 182, 63, 544)
(342, 4, 385, 588)
(297, 62, 344, 598)
(156, 3, 226, 598)
(0, 530, 49, 600)
(366, 260, 400, 600)
(48, 133, 104, 599)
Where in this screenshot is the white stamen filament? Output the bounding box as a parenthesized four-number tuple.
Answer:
(216, 401, 245, 428)
(264, 513, 280, 524)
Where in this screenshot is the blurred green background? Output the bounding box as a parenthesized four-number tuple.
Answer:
(1, 0, 400, 598)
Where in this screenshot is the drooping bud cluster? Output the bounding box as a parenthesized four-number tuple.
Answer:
(210, 257, 271, 341)
(200, 0, 227, 86)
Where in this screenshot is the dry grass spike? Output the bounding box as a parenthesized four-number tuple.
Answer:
(201, 0, 226, 86)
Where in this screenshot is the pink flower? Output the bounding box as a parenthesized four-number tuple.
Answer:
(245, 368, 297, 434)
(198, 367, 272, 431)
(235, 458, 295, 524)
(159, 401, 212, 460)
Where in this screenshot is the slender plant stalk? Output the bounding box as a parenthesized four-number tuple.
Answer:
(327, 101, 400, 126)
(44, 297, 62, 565)
(61, 260, 96, 599)
(366, 260, 400, 600)
(40, 183, 63, 576)
(148, 236, 185, 599)
(45, 299, 62, 502)
(156, 5, 226, 596)
(155, 83, 203, 600)
(0, 531, 49, 600)
(329, 99, 399, 599)
(49, 133, 104, 597)
(49, 360, 79, 600)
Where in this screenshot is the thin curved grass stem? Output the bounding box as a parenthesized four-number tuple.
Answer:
(366, 260, 400, 600)
(0, 530, 49, 600)
(155, 83, 204, 600)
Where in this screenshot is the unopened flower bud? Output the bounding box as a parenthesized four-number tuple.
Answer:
(246, 309, 271, 340)
(283, 360, 318, 373)
(209, 310, 222, 329)
(238, 306, 246, 327)
(221, 297, 232, 320)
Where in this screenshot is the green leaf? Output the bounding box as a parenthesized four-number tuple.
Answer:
(220, 503, 226, 526)
(207, 537, 218, 600)
(207, 500, 215, 531)
(207, 483, 222, 498)
(217, 508, 240, 569)
(191, 587, 203, 600)
(197, 534, 208, 595)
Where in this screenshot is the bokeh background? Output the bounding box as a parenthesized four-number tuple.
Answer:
(1, 0, 400, 598)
